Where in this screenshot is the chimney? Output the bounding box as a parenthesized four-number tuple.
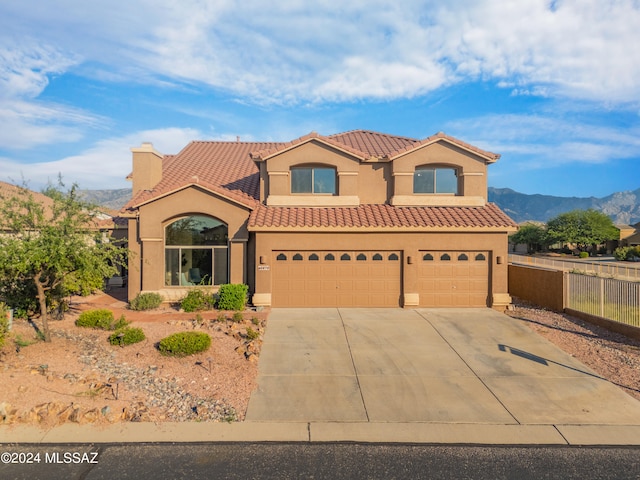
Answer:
(129, 142, 163, 194)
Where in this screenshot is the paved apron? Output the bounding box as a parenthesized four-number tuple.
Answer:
(245, 308, 640, 425)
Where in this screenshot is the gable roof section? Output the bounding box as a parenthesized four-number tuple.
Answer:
(385, 132, 500, 163)
(124, 141, 282, 210)
(249, 131, 374, 162)
(248, 203, 517, 231)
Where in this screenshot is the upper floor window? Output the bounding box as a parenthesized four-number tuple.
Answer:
(291, 166, 336, 194)
(414, 167, 458, 194)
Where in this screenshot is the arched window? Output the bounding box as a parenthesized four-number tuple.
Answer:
(165, 215, 228, 287)
(414, 166, 458, 194)
(293, 253, 303, 261)
(276, 253, 287, 261)
(475, 253, 486, 261)
(356, 253, 367, 261)
(423, 253, 434, 261)
(309, 253, 319, 261)
(325, 253, 335, 261)
(372, 253, 383, 261)
(388, 253, 399, 261)
(440, 253, 451, 261)
(458, 253, 468, 261)
(340, 253, 351, 261)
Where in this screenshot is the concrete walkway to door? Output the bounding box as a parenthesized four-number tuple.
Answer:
(245, 308, 640, 444)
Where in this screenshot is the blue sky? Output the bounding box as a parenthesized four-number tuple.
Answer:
(1, 0, 639, 198)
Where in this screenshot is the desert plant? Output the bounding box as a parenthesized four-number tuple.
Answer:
(75, 309, 115, 330)
(0, 302, 9, 349)
(109, 327, 145, 346)
(215, 312, 227, 323)
(245, 327, 260, 341)
(158, 331, 211, 357)
(232, 311, 244, 323)
(181, 290, 214, 312)
(216, 284, 248, 311)
(129, 292, 163, 311)
(251, 317, 260, 326)
(579, 251, 589, 259)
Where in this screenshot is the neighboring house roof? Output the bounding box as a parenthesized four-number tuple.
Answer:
(248, 203, 517, 231)
(0, 181, 124, 232)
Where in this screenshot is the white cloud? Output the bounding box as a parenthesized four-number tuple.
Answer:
(447, 113, 640, 169)
(0, 128, 202, 190)
(3, 0, 639, 104)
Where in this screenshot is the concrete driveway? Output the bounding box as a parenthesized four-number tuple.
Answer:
(246, 308, 640, 426)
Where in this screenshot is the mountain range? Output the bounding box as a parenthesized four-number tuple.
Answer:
(78, 187, 640, 226)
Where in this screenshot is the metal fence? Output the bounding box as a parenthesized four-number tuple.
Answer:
(565, 273, 640, 328)
(509, 254, 640, 281)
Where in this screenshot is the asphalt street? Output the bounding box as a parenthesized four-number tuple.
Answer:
(1, 443, 639, 480)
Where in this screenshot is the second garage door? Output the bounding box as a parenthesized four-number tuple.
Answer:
(272, 250, 401, 307)
(418, 251, 490, 307)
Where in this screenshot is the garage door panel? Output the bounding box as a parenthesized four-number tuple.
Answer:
(419, 251, 489, 308)
(272, 250, 401, 307)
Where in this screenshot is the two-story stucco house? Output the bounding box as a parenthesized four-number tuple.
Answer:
(122, 130, 517, 310)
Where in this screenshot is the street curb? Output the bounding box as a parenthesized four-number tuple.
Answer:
(2, 422, 640, 446)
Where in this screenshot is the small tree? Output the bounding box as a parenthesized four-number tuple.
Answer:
(509, 223, 550, 254)
(0, 181, 127, 342)
(546, 209, 618, 253)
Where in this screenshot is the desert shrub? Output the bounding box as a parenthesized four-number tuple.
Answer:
(76, 309, 129, 330)
(245, 327, 260, 341)
(114, 315, 130, 330)
(158, 331, 211, 357)
(109, 327, 145, 346)
(129, 292, 163, 311)
(181, 290, 215, 312)
(76, 309, 115, 330)
(232, 311, 244, 323)
(216, 284, 248, 311)
(614, 246, 640, 261)
(579, 251, 589, 258)
(0, 302, 10, 349)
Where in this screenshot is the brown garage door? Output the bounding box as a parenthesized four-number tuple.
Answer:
(418, 251, 489, 307)
(272, 251, 402, 307)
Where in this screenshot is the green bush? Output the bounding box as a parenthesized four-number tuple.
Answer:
(129, 292, 163, 311)
(232, 311, 244, 323)
(216, 284, 248, 311)
(245, 327, 260, 341)
(76, 309, 129, 330)
(0, 302, 10, 349)
(614, 246, 640, 261)
(109, 327, 145, 346)
(579, 251, 589, 258)
(181, 290, 215, 312)
(158, 331, 211, 357)
(76, 309, 115, 330)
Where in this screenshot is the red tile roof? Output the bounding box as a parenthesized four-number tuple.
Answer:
(248, 203, 517, 230)
(123, 130, 501, 215)
(125, 141, 282, 210)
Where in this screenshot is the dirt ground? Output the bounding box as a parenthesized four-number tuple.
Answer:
(0, 288, 267, 425)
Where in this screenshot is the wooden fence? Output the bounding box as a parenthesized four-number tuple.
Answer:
(508, 264, 640, 339)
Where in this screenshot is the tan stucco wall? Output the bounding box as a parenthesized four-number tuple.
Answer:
(259, 139, 490, 208)
(391, 142, 488, 201)
(127, 186, 251, 299)
(252, 230, 511, 309)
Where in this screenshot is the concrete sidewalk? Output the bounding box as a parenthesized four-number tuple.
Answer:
(3, 308, 640, 446)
